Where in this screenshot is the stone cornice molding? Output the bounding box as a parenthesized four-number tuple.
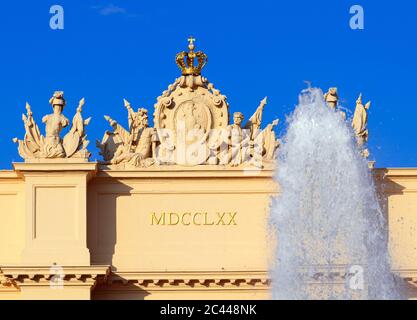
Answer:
(373, 169, 417, 194)
(101, 270, 270, 290)
(0, 171, 20, 180)
(373, 168, 417, 178)
(1, 266, 111, 288)
(393, 269, 417, 287)
(95, 165, 277, 179)
(12, 162, 98, 182)
(13, 162, 98, 173)
(0, 268, 19, 292)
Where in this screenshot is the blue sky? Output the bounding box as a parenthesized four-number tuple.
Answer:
(0, 0, 416, 169)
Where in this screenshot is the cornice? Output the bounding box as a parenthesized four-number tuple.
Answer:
(102, 270, 271, 289)
(95, 166, 277, 179)
(373, 168, 417, 179)
(1, 265, 111, 288)
(0, 268, 19, 292)
(0, 171, 21, 180)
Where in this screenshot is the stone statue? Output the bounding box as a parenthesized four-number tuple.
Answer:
(97, 38, 281, 168)
(124, 99, 148, 151)
(98, 101, 156, 167)
(227, 112, 250, 167)
(243, 97, 271, 168)
(209, 108, 279, 167)
(97, 99, 136, 162)
(245, 97, 267, 141)
(324, 87, 348, 119)
(63, 98, 92, 158)
(111, 114, 156, 167)
(13, 103, 42, 158)
(98, 99, 149, 161)
(96, 129, 122, 163)
(352, 94, 371, 146)
(40, 91, 69, 158)
(324, 87, 338, 110)
(352, 93, 371, 158)
(261, 119, 280, 160)
(13, 91, 92, 161)
(96, 116, 123, 163)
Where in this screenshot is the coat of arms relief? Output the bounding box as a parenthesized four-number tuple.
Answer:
(97, 37, 280, 168)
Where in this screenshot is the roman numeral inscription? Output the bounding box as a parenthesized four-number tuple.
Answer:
(151, 212, 238, 226)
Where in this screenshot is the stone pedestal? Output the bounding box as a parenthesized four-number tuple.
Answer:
(13, 162, 97, 266)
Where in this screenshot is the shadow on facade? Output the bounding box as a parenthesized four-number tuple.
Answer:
(92, 279, 152, 300)
(88, 176, 137, 268)
(87, 178, 154, 299)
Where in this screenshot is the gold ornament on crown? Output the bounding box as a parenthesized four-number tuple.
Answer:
(175, 36, 208, 76)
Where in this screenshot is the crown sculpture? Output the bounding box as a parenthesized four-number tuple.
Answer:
(13, 39, 371, 168)
(176, 36, 208, 76)
(96, 37, 280, 168)
(13, 91, 91, 161)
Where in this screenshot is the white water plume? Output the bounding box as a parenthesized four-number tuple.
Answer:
(269, 87, 402, 300)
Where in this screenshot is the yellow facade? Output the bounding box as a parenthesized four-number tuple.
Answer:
(1, 39, 416, 300)
(0, 165, 417, 299)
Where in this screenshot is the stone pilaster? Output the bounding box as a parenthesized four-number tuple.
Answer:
(13, 161, 97, 266)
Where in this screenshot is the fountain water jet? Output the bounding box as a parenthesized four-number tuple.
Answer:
(269, 87, 402, 300)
